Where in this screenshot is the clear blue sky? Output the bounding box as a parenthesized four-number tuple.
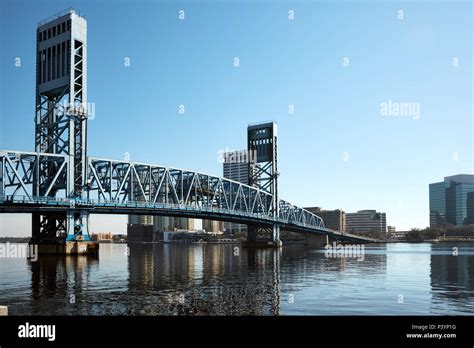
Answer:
(0, 0, 472, 235)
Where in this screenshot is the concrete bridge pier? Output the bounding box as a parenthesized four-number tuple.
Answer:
(31, 210, 98, 255)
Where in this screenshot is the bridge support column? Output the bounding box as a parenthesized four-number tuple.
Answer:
(244, 225, 282, 248)
(272, 224, 280, 242)
(31, 210, 98, 255)
(65, 210, 91, 241)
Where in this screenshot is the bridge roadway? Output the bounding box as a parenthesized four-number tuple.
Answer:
(0, 150, 378, 244)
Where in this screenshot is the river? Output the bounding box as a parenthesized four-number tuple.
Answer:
(0, 242, 473, 315)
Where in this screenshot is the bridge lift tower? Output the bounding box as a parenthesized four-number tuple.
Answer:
(31, 10, 95, 253)
(247, 122, 282, 247)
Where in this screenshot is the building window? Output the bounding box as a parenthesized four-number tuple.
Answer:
(47, 28, 51, 39)
(51, 45, 55, 80)
(62, 22, 66, 33)
(42, 50, 45, 83)
(52, 26, 56, 37)
(56, 44, 60, 79)
(66, 40, 70, 74)
(47, 47, 51, 81)
(61, 42, 66, 77)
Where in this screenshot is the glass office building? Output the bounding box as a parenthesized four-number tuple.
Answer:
(429, 182, 447, 227)
(429, 174, 474, 227)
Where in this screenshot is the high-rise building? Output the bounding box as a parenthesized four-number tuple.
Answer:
(346, 210, 387, 235)
(128, 214, 153, 226)
(202, 219, 224, 233)
(430, 174, 474, 227)
(153, 216, 195, 231)
(223, 150, 249, 185)
(222, 149, 249, 235)
(430, 181, 447, 227)
(305, 207, 346, 232)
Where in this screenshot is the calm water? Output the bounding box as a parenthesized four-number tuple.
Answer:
(0, 242, 473, 315)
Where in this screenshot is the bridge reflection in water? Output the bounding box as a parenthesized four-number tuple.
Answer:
(128, 244, 281, 315)
(10, 242, 473, 315)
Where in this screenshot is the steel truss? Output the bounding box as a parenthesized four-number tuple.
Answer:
(0, 152, 326, 233)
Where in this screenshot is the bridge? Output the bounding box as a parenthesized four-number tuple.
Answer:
(0, 9, 377, 251)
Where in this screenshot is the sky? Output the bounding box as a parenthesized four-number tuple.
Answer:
(0, 0, 472, 236)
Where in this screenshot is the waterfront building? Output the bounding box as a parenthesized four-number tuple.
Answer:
(153, 216, 195, 232)
(430, 174, 474, 227)
(346, 210, 387, 235)
(202, 219, 224, 233)
(305, 207, 346, 232)
(129, 214, 153, 226)
(90, 232, 113, 242)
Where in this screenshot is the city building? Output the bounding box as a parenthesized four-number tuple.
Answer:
(387, 226, 396, 239)
(127, 213, 153, 242)
(223, 149, 249, 185)
(202, 219, 224, 233)
(153, 216, 195, 232)
(222, 149, 249, 235)
(430, 174, 474, 227)
(129, 214, 153, 226)
(127, 224, 155, 242)
(305, 207, 346, 232)
(129, 215, 196, 242)
(90, 232, 113, 242)
(346, 210, 387, 235)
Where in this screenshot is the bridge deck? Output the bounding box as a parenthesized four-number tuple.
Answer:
(0, 195, 378, 243)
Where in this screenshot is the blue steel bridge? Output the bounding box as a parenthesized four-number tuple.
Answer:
(0, 150, 376, 244)
(0, 9, 377, 246)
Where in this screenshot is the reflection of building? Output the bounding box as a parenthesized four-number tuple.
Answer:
(305, 207, 346, 232)
(346, 210, 387, 234)
(223, 150, 248, 235)
(430, 250, 474, 312)
(430, 175, 474, 227)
